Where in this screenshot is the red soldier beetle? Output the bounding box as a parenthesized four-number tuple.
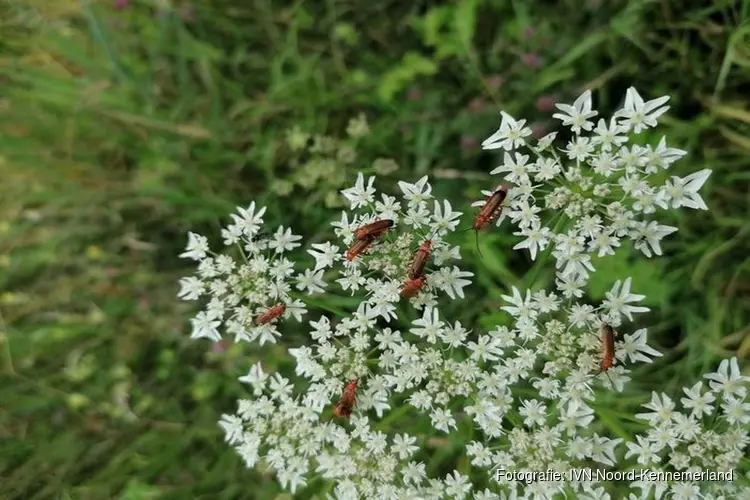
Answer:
(254, 303, 286, 326)
(462, 184, 509, 256)
(400, 275, 427, 298)
(354, 219, 394, 240)
(406, 239, 432, 280)
(332, 379, 358, 418)
(345, 219, 394, 261)
(599, 322, 616, 372)
(473, 184, 509, 231)
(583, 321, 617, 387)
(345, 236, 375, 261)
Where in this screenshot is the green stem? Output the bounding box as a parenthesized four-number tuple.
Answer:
(375, 403, 413, 432)
(0, 312, 15, 375)
(289, 292, 348, 317)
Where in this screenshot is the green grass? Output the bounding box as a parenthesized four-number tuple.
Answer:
(1, 0, 749, 498)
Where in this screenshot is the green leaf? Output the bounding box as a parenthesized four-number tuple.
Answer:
(377, 52, 438, 102)
(544, 31, 609, 75)
(119, 480, 161, 500)
(417, 6, 448, 47)
(587, 251, 671, 306)
(454, 0, 478, 48)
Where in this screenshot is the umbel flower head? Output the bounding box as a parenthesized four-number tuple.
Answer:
(222, 365, 476, 499)
(481, 87, 711, 285)
(219, 285, 748, 500)
(622, 361, 750, 499)
(311, 174, 473, 318)
(177, 83, 750, 500)
(178, 202, 309, 345)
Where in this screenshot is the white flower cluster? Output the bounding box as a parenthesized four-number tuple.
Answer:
(177, 202, 308, 345)
(623, 358, 750, 499)
(451, 282, 658, 498)
(481, 87, 711, 284)
(222, 364, 475, 499)
(496, 277, 659, 392)
(310, 174, 473, 315)
(178, 87, 750, 499)
(288, 303, 487, 433)
(267, 278, 664, 499)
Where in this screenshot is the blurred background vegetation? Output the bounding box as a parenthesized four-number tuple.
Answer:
(1, 0, 749, 498)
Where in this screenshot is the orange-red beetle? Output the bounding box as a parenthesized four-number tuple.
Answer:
(345, 219, 394, 261)
(255, 303, 286, 326)
(599, 322, 616, 371)
(332, 379, 358, 418)
(400, 275, 427, 298)
(406, 240, 432, 280)
(345, 237, 375, 261)
(473, 185, 508, 230)
(354, 219, 394, 240)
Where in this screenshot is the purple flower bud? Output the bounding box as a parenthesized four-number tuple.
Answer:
(468, 97, 486, 113)
(406, 88, 422, 101)
(486, 75, 504, 90)
(460, 135, 478, 150)
(113, 0, 130, 8)
(531, 124, 548, 139)
(522, 26, 536, 39)
(520, 52, 543, 69)
(536, 95, 556, 112)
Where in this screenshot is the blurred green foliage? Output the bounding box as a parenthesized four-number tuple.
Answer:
(1, 0, 749, 498)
